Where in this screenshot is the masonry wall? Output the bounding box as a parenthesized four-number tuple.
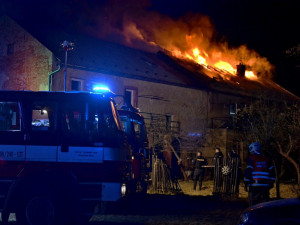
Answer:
(53, 67, 209, 134)
(0, 15, 52, 91)
(52, 67, 246, 159)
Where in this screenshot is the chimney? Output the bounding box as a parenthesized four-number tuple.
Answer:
(236, 63, 246, 77)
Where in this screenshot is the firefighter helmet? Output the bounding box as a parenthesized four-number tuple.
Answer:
(249, 142, 261, 155)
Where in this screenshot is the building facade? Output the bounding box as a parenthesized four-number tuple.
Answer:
(1, 14, 297, 167)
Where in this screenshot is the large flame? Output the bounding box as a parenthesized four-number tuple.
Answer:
(166, 44, 261, 81)
(79, 0, 274, 81)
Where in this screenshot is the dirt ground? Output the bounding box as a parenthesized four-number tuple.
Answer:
(91, 194, 248, 225)
(89, 180, 298, 225)
(179, 179, 298, 199)
(2, 180, 297, 225)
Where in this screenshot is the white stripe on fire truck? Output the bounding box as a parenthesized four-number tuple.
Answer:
(103, 147, 126, 161)
(0, 145, 127, 163)
(26, 145, 57, 162)
(57, 146, 104, 163)
(0, 145, 25, 161)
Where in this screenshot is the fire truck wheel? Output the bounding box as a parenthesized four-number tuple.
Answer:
(16, 188, 68, 225)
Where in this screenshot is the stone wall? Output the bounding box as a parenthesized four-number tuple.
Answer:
(0, 15, 52, 91)
(53, 67, 209, 135)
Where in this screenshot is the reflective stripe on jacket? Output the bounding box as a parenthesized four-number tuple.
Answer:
(244, 154, 275, 187)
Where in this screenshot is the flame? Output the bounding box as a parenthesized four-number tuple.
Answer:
(80, 1, 274, 81)
(192, 48, 207, 65)
(213, 61, 235, 75)
(171, 47, 259, 80)
(245, 71, 257, 80)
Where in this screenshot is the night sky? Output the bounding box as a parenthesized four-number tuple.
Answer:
(1, 0, 299, 96)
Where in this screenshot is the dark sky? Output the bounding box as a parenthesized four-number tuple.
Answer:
(1, 0, 299, 95)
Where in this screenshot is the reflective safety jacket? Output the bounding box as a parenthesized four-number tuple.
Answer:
(244, 154, 275, 187)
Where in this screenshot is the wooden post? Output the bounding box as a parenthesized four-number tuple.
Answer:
(165, 140, 188, 181)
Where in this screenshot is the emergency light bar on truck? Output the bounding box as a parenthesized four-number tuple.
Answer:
(0, 90, 130, 225)
(92, 85, 111, 93)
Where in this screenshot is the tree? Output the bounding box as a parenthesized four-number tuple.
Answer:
(237, 98, 300, 197)
(273, 104, 300, 196)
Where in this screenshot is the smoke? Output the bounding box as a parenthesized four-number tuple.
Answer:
(79, 1, 216, 52)
(75, 0, 274, 79)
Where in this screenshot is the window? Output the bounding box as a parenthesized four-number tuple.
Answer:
(124, 87, 138, 108)
(230, 104, 237, 116)
(119, 117, 127, 132)
(71, 79, 82, 91)
(63, 103, 85, 134)
(0, 102, 21, 131)
(7, 43, 15, 55)
(31, 102, 57, 131)
(62, 100, 121, 143)
(133, 121, 141, 138)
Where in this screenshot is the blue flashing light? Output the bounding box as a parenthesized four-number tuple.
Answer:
(188, 133, 201, 137)
(93, 85, 111, 93)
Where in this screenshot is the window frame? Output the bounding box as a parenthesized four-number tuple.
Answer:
(124, 86, 138, 108)
(0, 101, 22, 131)
(30, 101, 58, 132)
(70, 78, 83, 91)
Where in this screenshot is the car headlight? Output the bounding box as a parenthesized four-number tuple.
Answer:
(239, 211, 250, 224)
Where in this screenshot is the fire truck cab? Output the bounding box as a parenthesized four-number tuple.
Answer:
(118, 106, 151, 195)
(0, 90, 129, 225)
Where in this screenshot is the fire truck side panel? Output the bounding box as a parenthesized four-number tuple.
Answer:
(0, 91, 129, 218)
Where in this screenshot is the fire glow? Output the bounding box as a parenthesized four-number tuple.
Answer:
(125, 13, 273, 81)
(170, 47, 258, 80)
(81, 1, 274, 81)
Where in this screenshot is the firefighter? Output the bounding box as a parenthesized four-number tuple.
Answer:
(213, 147, 224, 193)
(244, 142, 275, 206)
(213, 148, 224, 166)
(192, 151, 208, 190)
(226, 149, 241, 196)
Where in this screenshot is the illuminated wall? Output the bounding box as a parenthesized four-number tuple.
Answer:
(52, 67, 244, 158)
(0, 15, 52, 91)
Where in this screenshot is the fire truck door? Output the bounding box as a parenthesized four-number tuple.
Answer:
(57, 102, 104, 163)
(0, 101, 25, 177)
(25, 102, 58, 162)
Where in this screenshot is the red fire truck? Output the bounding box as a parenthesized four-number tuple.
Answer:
(118, 106, 151, 195)
(0, 90, 130, 225)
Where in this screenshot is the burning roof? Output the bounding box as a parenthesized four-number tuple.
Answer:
(3, 12, 298, 102)
(76, 1, 274, 82)
(51, 34, 298, 102)
(58, 0, 297, 100)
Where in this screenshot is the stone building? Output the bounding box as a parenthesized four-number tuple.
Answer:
(0, 14, 298, 166)
(0, 14, 52, 91)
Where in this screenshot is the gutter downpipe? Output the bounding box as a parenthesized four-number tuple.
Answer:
(48, 58, 61, 91)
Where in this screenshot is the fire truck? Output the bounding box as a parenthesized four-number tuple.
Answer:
(0, 89, 130, 225)
(118, 105, 151, 195)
